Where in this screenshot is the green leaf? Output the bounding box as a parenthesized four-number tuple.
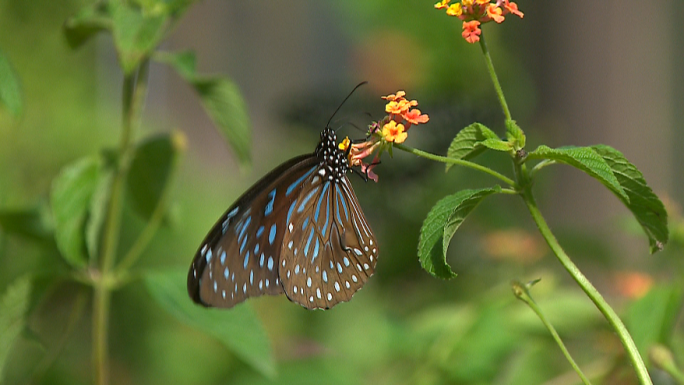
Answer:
(51, 157, 101, 268)
(445, 123, 499, 171)
(154, 50, 197, 79)
(126, 132, 184, 221)
(110, 2, 168, 74)
(63, 1, 112, 49)
(0, 277, 31, 382)
(0, 50, 22, 117)
(159, 51, 251, 165)
(0, 207, 53, 243)
(626, 284, 683, 362)
(528, 145, 628, 202)
(505, 119, 525, 149)
(86, 169, 113, 260)
(144, 270, 276, 378)
(591, 145, 668, 253)
(418, 187, 502, 279)
(192, 77, 251, 165)
(480, 138, 513, 152)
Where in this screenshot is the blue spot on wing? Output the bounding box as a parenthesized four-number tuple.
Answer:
(269, 224, 277, 245)
(336, 185, 349, 221)
(264, 189, 276, 216)
(286, 166, 317, 196)
(298, 186, 320, 213)
(256, 226, 265, 238)
(286, 199, 297, 226)
(314, 183, 330, 222)
(243, 251, 250, 269)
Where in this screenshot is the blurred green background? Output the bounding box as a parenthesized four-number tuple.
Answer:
(1, 1, 683, 384)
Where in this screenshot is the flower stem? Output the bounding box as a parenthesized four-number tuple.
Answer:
(393, 143, 515, 186)
(512, 280, 593, 385)
(92, 60, 150, 385)
(521, 187, 652, 385)
(479, 34, 511, 121)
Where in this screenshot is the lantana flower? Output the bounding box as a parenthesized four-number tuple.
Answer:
(338, 90, 430, 182)
(434, 0, 524, 43)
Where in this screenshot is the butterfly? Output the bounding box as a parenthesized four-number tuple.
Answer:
(187, 110, 378, 310)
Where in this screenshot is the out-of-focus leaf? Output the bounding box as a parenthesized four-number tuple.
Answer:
(131, 0, 197, 17)
(0, 277, 31, 382)
(418, 187, 501, 279)
(86, 169, 113, 260)
(126, 131, 185, 221)
(626, 284, 683, 363)
(159, 51, 251, 165)
(232, 358, 352, 385)
(0, 207, 53, 243)
(592, 145, 668, 253)
(51, 157, 101, 268)
(192, 77, 251, 166)
(154, 50, 196, 79)
(144, 270, 276, 378)
(110, 2, 168, 74)
(528, 145, 627, 201)
(445, 123, 499, 171)
(63, 1, 112, 49)
(0, 50, 22, 117)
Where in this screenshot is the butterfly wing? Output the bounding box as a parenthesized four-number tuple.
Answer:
(188, 154, 320, 308)
(278, 173, 378, 309)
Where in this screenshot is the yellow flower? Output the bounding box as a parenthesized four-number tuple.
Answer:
(434, 0, 450, 10)
(382, 121, 408, 143)
(446, 3, 462, 16)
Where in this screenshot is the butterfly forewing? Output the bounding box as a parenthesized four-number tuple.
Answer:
(188, 155, 319, 308)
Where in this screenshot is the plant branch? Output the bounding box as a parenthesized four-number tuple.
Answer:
(393, 143, 515, 187)
(521, 187, 652, 385)
(512, 280, 593, 385)
(92, 59, 150, 385)
(479, 34, 511, 121)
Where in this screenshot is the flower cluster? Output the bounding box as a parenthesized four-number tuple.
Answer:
(339, 91, 429, 182)
(434, 0, 523, 43)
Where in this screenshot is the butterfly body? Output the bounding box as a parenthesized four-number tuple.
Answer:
(188, 127, 378, 310)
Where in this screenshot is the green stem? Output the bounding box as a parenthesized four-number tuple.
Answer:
(92, 60, 150, 385)
(512, 280, 593, 385)
(92, 284, 110, 385)
(479, 34, 511, 121)
(521, 187, 652, 385)
(393, 143, 515, 187)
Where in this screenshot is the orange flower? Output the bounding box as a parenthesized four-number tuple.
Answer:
(403, 109, 430, 125)
(462, 20, 481, 43)
(341, 90, 429, 182)
(503, 0, 524, 18)
(435, 0, 524, 43)
(381, 90, 406, 101)
(434, 0, 450, 10)
(486, 4, 504, 23)
(382, 121, 408, 143)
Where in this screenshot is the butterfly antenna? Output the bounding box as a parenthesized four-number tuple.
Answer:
(327, 81, 368, 129)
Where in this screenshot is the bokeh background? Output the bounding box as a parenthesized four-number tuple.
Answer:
(1, 1, 683, 384)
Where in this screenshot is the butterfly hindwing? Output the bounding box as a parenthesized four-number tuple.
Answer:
(278, 173, 378, 309)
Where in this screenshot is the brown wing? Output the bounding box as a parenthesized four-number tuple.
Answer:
(187, 155, 320, 308)
(278, 174, 378, 310)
